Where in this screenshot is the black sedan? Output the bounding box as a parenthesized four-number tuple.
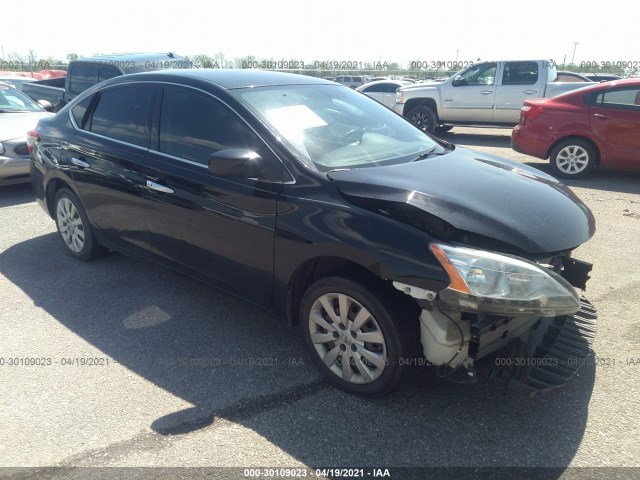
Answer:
(29, 70, 597, 397)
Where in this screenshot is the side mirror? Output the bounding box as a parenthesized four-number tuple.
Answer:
(38, 100, 54, 112)
(208, 149, 263, 179)
(451, 78, 467, 87)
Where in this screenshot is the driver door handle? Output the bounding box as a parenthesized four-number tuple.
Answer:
(71, 157, 90, 168)
(523, 89, 538, 94)
(593, 113, 611, 120)
(480, 90, 493, 95)
(145, 180, 174, 194)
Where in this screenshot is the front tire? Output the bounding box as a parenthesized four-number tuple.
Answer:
(406, 106, 438, 134)
(549, 139, 597, 179)
(300, 276, 415, 397)
(54, 188, 105, 261)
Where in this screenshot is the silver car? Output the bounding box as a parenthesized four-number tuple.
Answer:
(334, 75, 365, 88)
(0, 75, 37, 92)
(357, 80, 413, 108)
(0, 83, 52, 186)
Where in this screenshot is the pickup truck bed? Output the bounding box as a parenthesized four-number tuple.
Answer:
(22, 77, 66, 108)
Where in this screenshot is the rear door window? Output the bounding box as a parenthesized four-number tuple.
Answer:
(502, 61, 539, 85)
(594, 88, 640, 109)
(87, 85, 155, 147)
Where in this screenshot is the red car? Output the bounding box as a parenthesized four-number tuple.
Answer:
(512, 78, 640, 178)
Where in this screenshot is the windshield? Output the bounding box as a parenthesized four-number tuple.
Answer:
(0, 84, 43, 112)
(233, 84, 442, 171)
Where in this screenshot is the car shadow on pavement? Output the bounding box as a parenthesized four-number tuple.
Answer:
(0, 183, 35, 208)
(0, 232, 596, 471)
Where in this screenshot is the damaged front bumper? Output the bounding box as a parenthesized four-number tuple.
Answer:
(394, 252, 597, 396)
(493, 297, 597, 396)
(413, 297, 597, 396)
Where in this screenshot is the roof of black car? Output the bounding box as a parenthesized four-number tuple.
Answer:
(127, 69, 336, 89)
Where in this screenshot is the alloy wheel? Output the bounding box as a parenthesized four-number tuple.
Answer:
(555, 145, 590, 175)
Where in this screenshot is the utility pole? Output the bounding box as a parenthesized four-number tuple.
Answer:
(571, 42, 579, 65)
(455, 50, 460, 62)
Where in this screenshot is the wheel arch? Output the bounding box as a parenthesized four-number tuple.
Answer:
(45, 177, 75, 218)
(286, 256, 419, 327)
(403, 97, 439, 120)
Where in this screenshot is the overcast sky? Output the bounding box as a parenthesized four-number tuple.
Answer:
(1, 0, 637, 68)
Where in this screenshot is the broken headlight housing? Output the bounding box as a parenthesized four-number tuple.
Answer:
(430, 243, 580, 316)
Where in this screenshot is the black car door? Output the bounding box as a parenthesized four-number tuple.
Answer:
(67, 84, 157, 254)
(144, 85, 284, 307)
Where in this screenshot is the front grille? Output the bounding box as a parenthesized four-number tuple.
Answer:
(13, 143, 29, 156)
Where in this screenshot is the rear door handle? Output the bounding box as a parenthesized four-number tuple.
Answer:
(523, 89, 538, 95)
(480, 90, 494, 95)
(146, 180, 174, 194)
(593, 113, 610, 120)
(71, 157, 90, 168)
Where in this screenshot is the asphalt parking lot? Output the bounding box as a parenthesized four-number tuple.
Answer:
(1, 127, 639, 478)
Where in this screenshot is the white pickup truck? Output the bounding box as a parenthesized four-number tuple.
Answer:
(393, 60, 594, 133)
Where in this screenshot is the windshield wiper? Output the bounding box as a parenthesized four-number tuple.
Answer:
(412, 146, 444, 161)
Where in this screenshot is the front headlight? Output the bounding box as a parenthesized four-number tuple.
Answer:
(430, 243, 580, 316)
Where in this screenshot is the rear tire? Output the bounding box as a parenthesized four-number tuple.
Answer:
(300, 275, 418, 397)
(549, 139, 597, 179)
(54, 188, 105, 261)
(406, 106, 438, 134)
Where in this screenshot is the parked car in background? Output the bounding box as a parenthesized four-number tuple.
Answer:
(29, 69, 597, 397)
(512, 78, 640, 178)
(581, 73, 624, 82)
(356, 80, 413, 108)
(394, 60, 596, 133)
(554, 71, 591, 82)
(23, 52, 192, 111)
(0, 84, 52, 185)
(0, 75, 37, 92)
(333, 75, 365, 88)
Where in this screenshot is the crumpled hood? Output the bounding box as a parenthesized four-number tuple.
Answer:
(327, 147, 595, 253)
(0, 112, 51, 142)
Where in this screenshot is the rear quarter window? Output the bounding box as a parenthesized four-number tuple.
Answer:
(70, 95, 94, 129)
